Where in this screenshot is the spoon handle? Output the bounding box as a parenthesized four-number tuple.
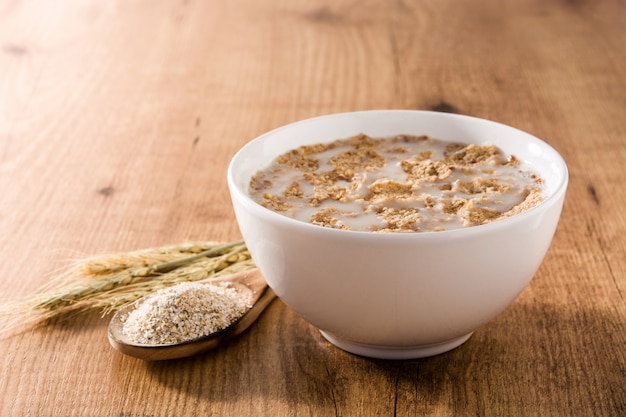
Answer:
(209, 268, 271, 296)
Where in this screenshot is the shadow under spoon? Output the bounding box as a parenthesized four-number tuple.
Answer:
(108, 268, 276, 360)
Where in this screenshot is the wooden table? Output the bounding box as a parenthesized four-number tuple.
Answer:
(1, 0, 624, 415)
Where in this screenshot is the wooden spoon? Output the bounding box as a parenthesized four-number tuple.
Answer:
(108, 268, 275, 360)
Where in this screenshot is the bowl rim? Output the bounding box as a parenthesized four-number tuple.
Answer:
(227, 109, 569, 240)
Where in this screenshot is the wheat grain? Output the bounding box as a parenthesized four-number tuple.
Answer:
(0, 241, 256, 334)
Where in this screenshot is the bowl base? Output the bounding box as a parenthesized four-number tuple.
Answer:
(319, 331, 473, 360)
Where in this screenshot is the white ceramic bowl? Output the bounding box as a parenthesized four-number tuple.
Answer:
(227, 110, 568, 359)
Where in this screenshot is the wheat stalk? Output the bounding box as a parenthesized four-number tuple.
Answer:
(0, 240, 256, 334)
(77, 241, 225, 275)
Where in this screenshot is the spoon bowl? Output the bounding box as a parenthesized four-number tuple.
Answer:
(108, 268, 275, 360)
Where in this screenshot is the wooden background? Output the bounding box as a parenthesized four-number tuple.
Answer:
(0, 0, 624, 415)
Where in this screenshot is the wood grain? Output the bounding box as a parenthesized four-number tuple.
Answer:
(1, 0, 624, 415)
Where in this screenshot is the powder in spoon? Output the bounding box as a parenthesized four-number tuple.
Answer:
(121, 282, 253, 345)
